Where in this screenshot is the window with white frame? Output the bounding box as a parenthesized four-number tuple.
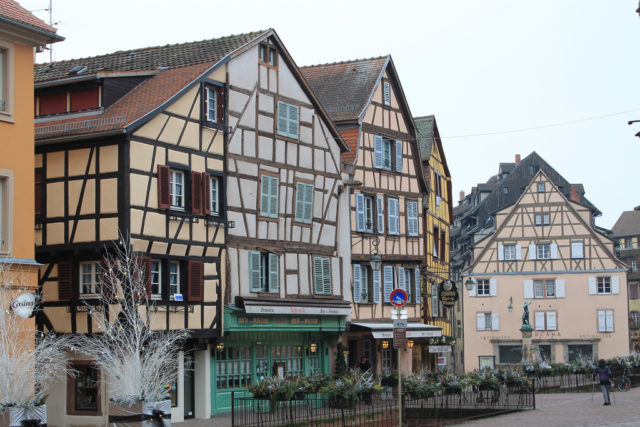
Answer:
(360, 264, 371, 303)
(534, 311, 557, 331)
(79, 262, 101, 296)
(383, 81, 391, 106)
(406, 200, 419, 237)
(259, 174, 279, 218)
(209, 175, 219, 215)
(204, 85, 224, 124)
(169, 170, 185, 210)
(537, 243, 551, 259)
(249, 251, 279, 293)
(597, 276, 611, 294)
(169, 261, 181, 299)
(535, 213, 550, 226)
(597, 309, 614, 332)
(277, 101, 298, 139)
(355, 194, 384, 233)
(294, 182, 314, 224)
(353, 264, 379, 304)
(476, 279, 491, 296)
(150, 260, 162, 299)
(571, 241, 584, 259)
(0, 48, 5, 111)
(477, 312, 499, 331)
(633, 259, 638, 273)
(397, 267, 413, 303)
(537, 182, 545, 193)
(313, 257, 332, 295)
(364, 195, 374, 232)
(387, 197, 399, 235)
(373, 136, 402, 172)
(504, 244, 517, 260)
(534, 279, 555, 298)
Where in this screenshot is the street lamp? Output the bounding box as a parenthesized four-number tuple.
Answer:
(369, 236, 382, 271)
(407, 340, 414, 349)
(465, 277, 476, 292)
(381, 340, 389, 349)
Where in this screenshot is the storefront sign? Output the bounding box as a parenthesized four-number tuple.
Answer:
(438, 280, 458, 307)
(429, 345, 452, 353)
(393, 328, 407, 349)
(10, 293, 36, 318)
(373, 329, 441, 339)
(244, 305, 351, 316)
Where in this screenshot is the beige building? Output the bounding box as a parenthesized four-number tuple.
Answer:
(463, 170, 628, 370)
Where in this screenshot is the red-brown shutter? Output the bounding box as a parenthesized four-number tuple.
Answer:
(191, 172, 202, 214)
(157, 165, 170, 209)
(133, 256, 152, 300)
(202, 173, 211, 215)
(70, 88, 99, 112)
(58, 261, 73, 301)
(39, 93, 66, 116)
(216, 87, 224, 125)
(188, 261, 203, 302)
(34, 169, 42, 218)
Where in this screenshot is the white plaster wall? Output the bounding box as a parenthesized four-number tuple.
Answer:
(228, 45, 259, 91)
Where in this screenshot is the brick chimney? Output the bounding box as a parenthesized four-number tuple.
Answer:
(459, 190, 465, 202)
(515, 154, 521, 165)
(570, 185, 580, 202)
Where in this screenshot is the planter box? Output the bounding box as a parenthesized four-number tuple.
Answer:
(109, 400, 171, 426)
(0, 405, 47, 427)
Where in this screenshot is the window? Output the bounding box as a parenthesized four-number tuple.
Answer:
(406, 200, 419, 236)
(294, 182, 314, 224)
(630, 311, 640, 327)
(150, 260, 162, 299)
(0, 47, 5, 111)
(630, 283, 639, 300)
(504, 244, 517, 260)
(353, 264, 380, 303)
(433, 172, 444, 199)
(537, 243, 551, 259)
(597, 309, 614, 332)
(0, 42, 14, 118)
(259, 174, 279, 218)
(534, 311, 557, 330)
(397, 267, 413, 303)
(355, 194, 383, 233)
(476, 279, 491, 296)
(67, 362, 101, 415)
(249, 251, 279, 293)
(373, 136, 402, 172)
(433, 226, 440, 258)
(259, 44, 277, 67)
(209, 175, 219, 215)
(537, 182, 545, 193)
(387, 198, 399, 235)
(632, 259, 638, 273)
(499, 345, 522, 364)
(571, 241, 584, 259)
(597, 277, 611, 294)
(313, 257, 332, 295)
(204, 84, 224, 125)
(79, 262, 101, 296)
(169, 170, 185, 210)
(477, 312, 499, 331)
(277, 101, 299, 139)
(533, 279, 555, 298)
(383, 81, 391, 106)
(169, 261, 181, 299)
(0, 172, 13, 254)
(157, 166, 214, 215)
(431, 284, 439, 317)
(383, 265, 394, 303)
(535, 213, 550, 226)
(503, 187, 509, 195)
(440, 229, 447, 261)
(568, 344, 592, 361)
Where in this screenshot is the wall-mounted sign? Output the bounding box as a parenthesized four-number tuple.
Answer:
(438, 280, 458, 307)
(428, 345, 452, 353)
(10, 293, 36, 318)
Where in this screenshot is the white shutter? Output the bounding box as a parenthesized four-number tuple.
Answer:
(388, 198, 399, 235)
(322, 258, 332, 295)
(376, 196, 384, 234)
(288, 104, 299, 138)
(373, 269, 381, 303)
(383, 265, 394, 303)
(355, 194, 365, 232)
(398, 267, 406, 291)
(489, 279, 497, 296)
(469, 281, 477, 297)
(414, 269, 421, 303)
(269, 176, 279, 217)
(395, 140, 403, 173)
(249, 251, 261, 292)
(571, 241, 584, 258)
(550, 244, 558, 259)
(588, 277, 597, 295)
(547, 312, 557, 330)
(374, 135, 383, 168)
(606, 310, 614, 332)
(407, 201, 418, 236)
(612, 276, 620, 295)
(515, 245, 522, 260)
(529, 244, 537, 260)
(535, 312, 545, 330)
(491, 313, 500, 330)
(353, 264, 361, 303)
(556, 279, 565, 298)
(598, 310, 606, 332)
(268, 253, 279, 293)
(524, 280, 534, 299)
(277, 101, 288, 136)
(477, 313, 485, 331)
(498, 245, 504, 261)
(383, 81, 391, 105)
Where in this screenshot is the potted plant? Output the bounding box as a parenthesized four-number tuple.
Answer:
(468, 368, 501, 392)
(501, 367, 530, 392)
(437, 369, 466, 395)
(321, 369, 384, 408)
(404, 371, 439, 399)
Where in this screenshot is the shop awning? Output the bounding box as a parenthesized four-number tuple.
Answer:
(237, 296, 351, 316)
(350, 322, 442, 339)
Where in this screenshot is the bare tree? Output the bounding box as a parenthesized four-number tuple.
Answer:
(81, 234, 185, 405)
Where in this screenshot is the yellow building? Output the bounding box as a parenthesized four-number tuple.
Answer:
(415, 116, 455, 369)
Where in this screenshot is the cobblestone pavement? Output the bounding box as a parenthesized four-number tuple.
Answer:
(175, 386, 640, 426)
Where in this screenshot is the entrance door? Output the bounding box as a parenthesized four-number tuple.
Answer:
(184, 352, 195, 418)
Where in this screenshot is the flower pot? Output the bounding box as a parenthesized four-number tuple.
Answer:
(109, 400, 144, 426)
(142, 400, 171, 426)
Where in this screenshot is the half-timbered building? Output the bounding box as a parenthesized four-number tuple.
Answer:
(462, 167, 628, 370)
(302, 57, 441, 376)
(33, 31, 265, 423)
(415, 116, 455, 370)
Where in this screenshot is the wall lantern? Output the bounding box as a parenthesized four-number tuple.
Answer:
(369, 236, 382, 271)
(216, 342, 225, 352)
(407, 340, 414, 349)
(465, 278, 476, 292)
(309, 343, 318, 354)
(508, 296, 513, 312)
(381, 340, 389, 349)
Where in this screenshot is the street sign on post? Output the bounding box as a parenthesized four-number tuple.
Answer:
(390, 289, 408, 307)
(393, 328, 407, 349)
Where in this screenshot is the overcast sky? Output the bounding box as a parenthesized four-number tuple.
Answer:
(21, 0, 640, 229)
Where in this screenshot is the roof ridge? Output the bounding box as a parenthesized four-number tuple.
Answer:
(35, 30, 268, 67)
(301, 55, 388, 69)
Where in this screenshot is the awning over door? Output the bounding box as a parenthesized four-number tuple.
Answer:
(350, 321, 442, 339)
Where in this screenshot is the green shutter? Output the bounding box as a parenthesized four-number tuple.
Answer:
(295, 182, 313, 223)
(268, 253, 279, 293)
(277, 101, 288, 137)
(288, 104, 298, 138)
(313, 257, 332, 295)
(249, 251, 261, 292)
(269, 176, 279, 217)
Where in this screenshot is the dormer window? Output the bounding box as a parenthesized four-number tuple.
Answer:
(36, 85, 100, 117)
(259, 44, 277, 67)
(202, 83, 224, 128)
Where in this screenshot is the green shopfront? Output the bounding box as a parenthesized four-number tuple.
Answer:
(211, 298, 349, 414)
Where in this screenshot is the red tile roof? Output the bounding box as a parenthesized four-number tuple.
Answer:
(0, 0, 60, 36)
(339, 128, 359, 164)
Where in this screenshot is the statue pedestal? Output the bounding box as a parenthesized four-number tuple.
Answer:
(520, 325, 533, 364)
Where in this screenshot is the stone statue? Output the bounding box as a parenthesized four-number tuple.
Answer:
(522, 301, 532, 327)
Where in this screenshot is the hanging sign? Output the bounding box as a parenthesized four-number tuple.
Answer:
(438, 280, 458, 307)
(10, 293, 36, 318)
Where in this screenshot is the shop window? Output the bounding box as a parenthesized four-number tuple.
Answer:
(215, 346, 252, 389)
(498, 345, 522, 364)
(67, 361, 101, 415)
(568, 344, 592, 361)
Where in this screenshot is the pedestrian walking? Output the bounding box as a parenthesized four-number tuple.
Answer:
(592, 359, 613, 405)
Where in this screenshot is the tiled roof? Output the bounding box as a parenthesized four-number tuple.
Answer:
(0, 0, 60, 37)
(35, 31, 266, 82)
(339, 128, 359, 164)
(301, 57, 387, 122)
(415, 115, 435, 160)
(611, 209, 640, 237)
(34, 31, 267, 140)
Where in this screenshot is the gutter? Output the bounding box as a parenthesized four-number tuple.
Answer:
(35, 128, 126, 146)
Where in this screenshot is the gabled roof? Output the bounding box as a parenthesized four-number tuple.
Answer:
(300, 56, 387, 123)
(611, 209, 640, 238)
(0, 0, 62, 42)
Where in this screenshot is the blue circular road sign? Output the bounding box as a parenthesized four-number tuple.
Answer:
(390, 289, 408, 307)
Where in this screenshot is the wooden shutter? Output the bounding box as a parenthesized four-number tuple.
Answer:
(547, 312, 557, 330)
(39, 92, 66, 116)
(35, 169, 42, 218)
(203, 173, 211, 215)
(550, 244, 558, 259)
(524, 280, 534, 298)
(304, 184, 314, 222)
(440, 231, 446, 261)
(249, 252, 261, 292)
(188, 260, 203, 302)
(383, 81, 391, 105)
(606, 310, 614, 332)
(529, 244, 536, 260)
(288, 104, 299, 139)
(313, 258, 324, 294)
(476, 313, 485, 331)
(588, 277, 597, 295)
(260, 175, 270, 217)
(498, 245, 504, 261)
(57, 261, 73, 301)
(269, 176, 279, 217)
(556, 280, 565, 298)
(598, 310, 607, 332)
(353, 264, 361, 303)
(515, 245, 522, 260)
(388, 198, 398, 235)
(376, 196, 384, 234)
(70, 88, 99, 111)
(489, 279, 497, 296)
(534, 312, 545, 330)
(322, 258, 332, 295)
(277, 101, 287, 136)
(407, 201, 418, 236)
(398, 267, 406, 291)
(268, 253, 279, 293)
(491, 313, 500, 330)
(157, 165, 170, 209)
(355, 194, 365, 232)
(383, 265, 394, 303)
(191, 172, 203, 214)
(216, 86, 224, 124)
(374, 135, 383, 168)
(414, 269, 421, 303)
(372, 269, 381, 303)
(612, 276, 620, 294)
(395, 140, 403, 173)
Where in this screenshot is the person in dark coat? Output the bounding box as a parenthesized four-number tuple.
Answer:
(592, 359, 613, 405)
(359, 356, 371, 372)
